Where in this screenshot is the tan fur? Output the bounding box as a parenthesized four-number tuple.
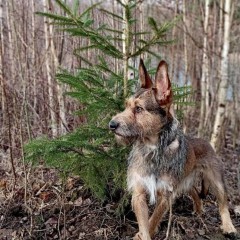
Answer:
(109, 60, 237, 239)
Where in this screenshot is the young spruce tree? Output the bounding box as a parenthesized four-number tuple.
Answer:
(25, 0, 189, 202)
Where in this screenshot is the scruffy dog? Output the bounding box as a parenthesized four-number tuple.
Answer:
(109, 59, 237, 240)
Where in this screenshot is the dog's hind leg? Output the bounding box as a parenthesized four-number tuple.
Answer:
(132, 187, 151, 240)
(204, 161, 237, 234)
(199, 177, 210, 199)
(149, 192, 169, 238)
(189, 187, 203, 214)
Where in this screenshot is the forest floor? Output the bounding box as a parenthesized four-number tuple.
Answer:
(0, 139, 240, 240)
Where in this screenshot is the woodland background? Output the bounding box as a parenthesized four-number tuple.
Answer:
(0, 0, 240, 239)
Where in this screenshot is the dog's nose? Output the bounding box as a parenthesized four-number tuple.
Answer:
(109, 120, 119, 130)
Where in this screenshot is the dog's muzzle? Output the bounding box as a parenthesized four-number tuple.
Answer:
(109, 120, 119, 131)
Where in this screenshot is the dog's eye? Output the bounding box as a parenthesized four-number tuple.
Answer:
(135, 106, 143, 113)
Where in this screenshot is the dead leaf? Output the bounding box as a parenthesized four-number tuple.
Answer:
(106, 203, 115, 213)
(197, 229, 205, 236)
(74, 196, 83, 206)
(94, 228, 107, 237)
(83, 198, 91, 205)
(68, 225, 75, 232)
(45, 217, 58, 225)
(0, 179, 7, 189)
(234, 205, 240, 215)
(66, 177, 76, 190)
(79, 232, 86, 239)
(32, 182, 41, 192)
(39, 191, 53, 202)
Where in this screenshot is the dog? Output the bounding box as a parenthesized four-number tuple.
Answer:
(109, 59, 237, 239)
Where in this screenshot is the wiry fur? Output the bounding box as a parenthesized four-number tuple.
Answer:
(109, 60, 237, 240)
(127, 118, 188, 204)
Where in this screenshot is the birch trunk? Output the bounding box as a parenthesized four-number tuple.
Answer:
(218, 0, 224, 52)
(6, 1, 15, 85)
(182, 0, 188, 85)
(112, 1, 118, 96)
(43, 0, 58, 137)
(211, 0, 232, 151)
(31, 0, 37, 114)
(48, 13, 67, 135)
(171, 0, 178, 78)
(0, 0, 4, 117)
(122, 0, 130, 97)
(5, 0, 17, 182)
(198, 0, 210, 137)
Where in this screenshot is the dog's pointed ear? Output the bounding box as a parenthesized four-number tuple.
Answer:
(154, 60, 173, 106)
(139, 59, 152, 89)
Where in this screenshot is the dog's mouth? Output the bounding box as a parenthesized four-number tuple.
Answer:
(109, 120, 139, 139)
(113, 131, 132, 138)
(113, 131, 137, 145)
(112, 129, 138, 140)
(113, 131, 124, 137)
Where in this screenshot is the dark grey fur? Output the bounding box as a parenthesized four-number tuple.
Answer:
(128, 118, 187, 178)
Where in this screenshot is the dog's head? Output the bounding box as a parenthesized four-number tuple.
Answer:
(109, 59, 173, 144)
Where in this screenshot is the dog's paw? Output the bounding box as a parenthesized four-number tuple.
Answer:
(221, 222, 237, 234)
(133, 232, 151, 240)
(133, 232, 142, 240)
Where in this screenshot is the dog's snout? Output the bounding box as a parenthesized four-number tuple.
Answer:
(109, 120, 119, 130)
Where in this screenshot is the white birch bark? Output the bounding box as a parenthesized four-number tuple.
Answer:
(31, 0, 37, 113)
(43, 0, 58, 137)
(182, 0, 188, 84)
(211, 0, 232, 151)
(171, 0, 178, 77)
(218, 0, 224, 51)
(0, 0, 4, 116)
(49, 17, 67, 135)
(198, 0, 210, 137)
(122, 0, 130, 97)
(6, 1, 15, 84)
(112, 1, 119, 96)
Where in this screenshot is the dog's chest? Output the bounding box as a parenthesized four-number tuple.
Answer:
(127, 142, 181, 204)
(127, 172, 174, 204)
(128, 140, 180, 175)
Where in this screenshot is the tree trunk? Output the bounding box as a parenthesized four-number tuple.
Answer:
(122, 0, 131, 97)
(211, 0, 232, 151)
(0, 0, 4, 119)
(31, 0, 37, 116)
(48, 6, 67, 135)
(198, 0, 210, 137)
(43, 0, 58, 137)
(182, 0, 188, 85)
(171, 0, 178, 78)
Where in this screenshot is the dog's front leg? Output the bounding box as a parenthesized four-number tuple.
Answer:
(149, 193, 169, 238)
(132, 187, 151, 240)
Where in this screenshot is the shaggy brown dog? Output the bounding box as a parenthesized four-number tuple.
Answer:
(109, 60, 237, 240)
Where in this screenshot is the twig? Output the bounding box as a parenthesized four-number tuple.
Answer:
(237, 160, 240, 193)
(35, 182, 48, 196)
(198, 215, 209, 233)
(164, 196, 173, 240)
